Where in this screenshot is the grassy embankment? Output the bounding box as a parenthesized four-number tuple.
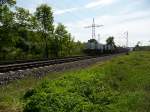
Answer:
(0, 51, 150, 112)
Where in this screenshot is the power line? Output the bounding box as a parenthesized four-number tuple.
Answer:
(85, 18, 103, 39)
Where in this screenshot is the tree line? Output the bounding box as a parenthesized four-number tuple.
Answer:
(0, 0, 84, 61)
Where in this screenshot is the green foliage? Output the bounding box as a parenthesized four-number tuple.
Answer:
(35, 4, 54, 58)
(35, 4, 54, 33)
(0, 2, 84, 61)
(134, 45, 150, 51)
(1, 51, 149, 112)
(51, 23, 75, 57)
(23, 77, 116, 112)
(22, 51, 150, 112)
(106, 36, 116, 48)
(5, 0, 16, 6)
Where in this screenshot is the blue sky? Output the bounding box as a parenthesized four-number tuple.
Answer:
(17, 0, 150, 47)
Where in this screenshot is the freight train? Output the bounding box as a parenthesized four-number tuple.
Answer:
(84, 39, 129, 55)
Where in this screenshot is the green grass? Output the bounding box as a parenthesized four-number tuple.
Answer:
(103, 52, 150, 112)
(0, 72, 65, 112)
(0, 51, 150, 112)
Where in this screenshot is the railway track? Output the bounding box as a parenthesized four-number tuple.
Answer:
(0, 56, 98, 73)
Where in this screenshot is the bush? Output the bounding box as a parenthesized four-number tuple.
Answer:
(23, 51, 150, 112)
(23, 75, 117, 112)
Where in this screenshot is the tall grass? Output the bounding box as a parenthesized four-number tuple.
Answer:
(23, 51, 150, 112)
(0, 51, 150, 112)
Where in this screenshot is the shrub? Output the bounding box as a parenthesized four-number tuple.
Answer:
(23, 51, 150, 112)
(23, 75, 117, 112)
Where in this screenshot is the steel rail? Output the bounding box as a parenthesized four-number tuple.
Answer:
(0, 56, 97, 73)
(0, 56, 85, 65)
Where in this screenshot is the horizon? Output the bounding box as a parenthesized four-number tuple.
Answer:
(16, 0, 150, 47)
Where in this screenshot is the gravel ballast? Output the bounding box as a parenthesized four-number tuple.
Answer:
(0, 55, 119, 85)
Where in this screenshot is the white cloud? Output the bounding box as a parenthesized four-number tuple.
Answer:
(18, 0, 116, 15)
(85, 0, 115, 8)
(53, 0, 116, 15)
(54, 8, 78, 15)
(64, 10, 150, 47)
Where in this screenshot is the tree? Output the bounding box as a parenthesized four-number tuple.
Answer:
(0, 3, 84, 60)
(0, 0, 16, 6)
(35, 4, 54, 58)
(0, 4, 15, 59)
(65, 33, 74, 55)
(106, 36, 116, 53)
(106, 36, 116, 47)
(15, 7, 31, 27)
(73, 41, 85, 55)
(50, 23, 80, 57)
(55, 23, 68, 56)
(88, 39, 97, 43)
(134, 41, 141, 51)
(14, 7, 31, 53)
